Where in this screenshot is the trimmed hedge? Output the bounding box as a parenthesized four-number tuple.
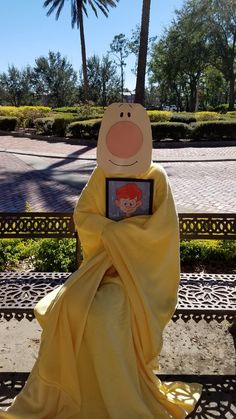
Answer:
(170, 113, 196, 124)
(0, 106, 51, 128)
(213, 104, 236, 113)
(0, 238, 76, 272)
(0, 237, 235, 273)
(34, 117, 73, 137)
(191, 121, 236, 140)
(195, 111, 222, 121)
(226, 111, 236, 119)
(67, 119, 102, 139)
(0, 116, 18, 131)
(147, 110, 172, 122)
(151, 122, 191, 140)
(53, 105, 104, 120)
(181, 239, 236, 273)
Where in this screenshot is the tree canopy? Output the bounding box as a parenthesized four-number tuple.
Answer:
(149, 0, 236, 110)
(43, 0, 119, 101)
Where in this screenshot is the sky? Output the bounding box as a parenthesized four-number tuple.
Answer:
(0, 0, 185, 91)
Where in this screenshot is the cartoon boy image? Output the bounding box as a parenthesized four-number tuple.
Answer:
(115, 183, 143, 217)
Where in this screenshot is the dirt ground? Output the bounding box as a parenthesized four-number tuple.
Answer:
(0, 316, 235, 375)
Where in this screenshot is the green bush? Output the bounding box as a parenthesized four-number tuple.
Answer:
(0, 106, 51, 128)
(33, 239, 76, 272)
(170, 113, 196, 124)
(191, 121, 236, 140)
(212, 104, 236, 113)
(0, 239, 37, 271)
(147, 110, 172, 122)
(49, 112, 80, 121)
(34, 117, 71, 137)
(34, 117, 55, 135)
(0, 116, 18, 131)
(0, 238, 235, 273)
(0, 238, 76, 272)
(67, 119, 102, 139)
(151, 122, 191, 141)
(195, 111, 222, 121)
(53, 105, 104, 120)
(180, 240, 236, 272)
(226, 111, 236, 119)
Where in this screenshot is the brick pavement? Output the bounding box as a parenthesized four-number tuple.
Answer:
(0, 135, 235, 213)
(1, 134, 236, 161)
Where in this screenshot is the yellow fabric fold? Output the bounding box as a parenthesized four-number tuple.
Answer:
(1, 163, 202, 419)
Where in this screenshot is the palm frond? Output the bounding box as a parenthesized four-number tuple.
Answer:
(87, 0, 99, 17)
(87, 0, 119, 18)
(44, 0, 118, 25)
(71, 0, 77, 27)
(43, 0, 66, 19)
(56, 0, 66, 19)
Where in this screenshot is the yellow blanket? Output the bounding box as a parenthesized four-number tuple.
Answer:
(1, 163, 201, 419)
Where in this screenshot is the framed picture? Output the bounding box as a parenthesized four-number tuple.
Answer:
(106, 178, 154, 221)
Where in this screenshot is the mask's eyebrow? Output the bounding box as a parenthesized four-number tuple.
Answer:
(118, 103, 133, 108)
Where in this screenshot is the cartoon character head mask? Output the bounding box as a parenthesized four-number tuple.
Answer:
(97, 103, 152, 175)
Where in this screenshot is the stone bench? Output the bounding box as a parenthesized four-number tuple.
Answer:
(0, 212, 235, 416)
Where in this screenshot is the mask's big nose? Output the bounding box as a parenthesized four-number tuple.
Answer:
(106, 121, 143, 159)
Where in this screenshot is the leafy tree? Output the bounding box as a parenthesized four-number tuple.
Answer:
(85, 54, 120, 105)
(110, 33, 129, 102)
(43, 0, 119, 101)
(135, 0, 151, 105)
(149, 0, 236, 111)
(149, 0, 210, 111)
(33, 51, 78, 107)
(0, 65, 34, 106)
(202, 0, 236, 110)
(199, 65, 228, 110)
(127, 25, 156, 75)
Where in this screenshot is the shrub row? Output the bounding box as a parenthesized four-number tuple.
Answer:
(67, 119, 102, 139)
(191, 121, 236, 140)
(34, 117, 75, 137)
(0, 106, 51, 128)
(0, 238, 235, 273)
(53, 105, 104, 120)
(152, 121, 236, 141)
(0, 116, 18, 131)
(212, 104, 236, 113)
(180, 240, 236, 273)
(151, 122, 190, 140)
(1, 105, 235, 132)
(1, 114, 236, 141)
(0, 238, 76, 272)
(33, 118, 236, 140)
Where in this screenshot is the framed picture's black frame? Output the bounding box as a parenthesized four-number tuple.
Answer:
(106, 178, 154, 221)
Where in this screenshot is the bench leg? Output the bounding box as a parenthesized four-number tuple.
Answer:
(229, 317, 236, 357)
(229, 317, 236, 336)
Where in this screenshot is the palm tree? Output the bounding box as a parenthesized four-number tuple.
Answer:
(135, 0, 151, 105)
(43, 0, 119, 101)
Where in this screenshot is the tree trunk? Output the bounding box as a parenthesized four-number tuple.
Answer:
(228, 73, 235, 111)
(135, 0, 151, 105)
(121, 55, 124, 103)
(77, 2, 88, 102)
(189, 79, 197, 112)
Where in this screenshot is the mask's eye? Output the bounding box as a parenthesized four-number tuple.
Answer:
(120, 112, 124, 117)
(127, 112, 131, 117)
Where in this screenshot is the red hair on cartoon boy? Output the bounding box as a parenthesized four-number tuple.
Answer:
(115, 183, 142, 217)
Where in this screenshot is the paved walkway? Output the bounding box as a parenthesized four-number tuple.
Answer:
(0, 135, 235, 213)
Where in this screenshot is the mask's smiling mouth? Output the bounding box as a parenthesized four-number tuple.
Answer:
(109, 160, 138, 167)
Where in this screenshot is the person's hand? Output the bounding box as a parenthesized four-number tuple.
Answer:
(105, 265, 118, 277)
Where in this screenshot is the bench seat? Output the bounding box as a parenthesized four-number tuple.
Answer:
(0, 372, 235, 417)
(0, 271, 235, 322)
